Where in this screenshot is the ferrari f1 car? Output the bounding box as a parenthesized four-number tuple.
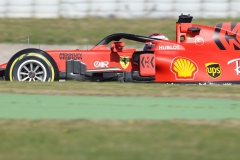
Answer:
(0, 14, 240, 84)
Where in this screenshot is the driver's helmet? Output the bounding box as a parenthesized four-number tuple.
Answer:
(149, 33, 169, 40)
(143, 33, 168, 51)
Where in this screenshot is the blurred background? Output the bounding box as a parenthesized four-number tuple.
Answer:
(0, 0, 240, 19)
(1, 0, 240, 63)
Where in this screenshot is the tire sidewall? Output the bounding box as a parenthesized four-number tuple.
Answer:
(5, 48, 59, 81)
(12, 56, 53, 81)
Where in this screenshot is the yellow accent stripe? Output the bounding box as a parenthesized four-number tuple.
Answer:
(27, 53, 55, 82)
(9, 53, 55, 82)
(9, 54, 26, 81)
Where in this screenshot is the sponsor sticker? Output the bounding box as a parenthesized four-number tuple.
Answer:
(120, 56, 130, 69)
(94, 61, 109, 68)
(141, 55, 154, 68)
(205, 63, 221, 78)
(194, 36, 204, 46)
(171, 57, 198, 80)
(159, 45, 180, 50)
(59, 53, 82, 60)
(227, 58, 240, 75)
(214, 23, 240, 50)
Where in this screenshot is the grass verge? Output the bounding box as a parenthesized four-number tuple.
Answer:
(0, 119, 240, 160)
(0, 81, 240, 98)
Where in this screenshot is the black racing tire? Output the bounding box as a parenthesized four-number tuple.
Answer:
(5, 48, 59, 82)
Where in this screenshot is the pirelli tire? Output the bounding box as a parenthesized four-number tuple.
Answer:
(5, 48, 59, 82)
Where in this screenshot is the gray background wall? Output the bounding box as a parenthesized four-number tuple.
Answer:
(0, 0, 239, 19)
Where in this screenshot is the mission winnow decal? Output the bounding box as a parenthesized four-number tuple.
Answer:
(213, 22, 240, 50)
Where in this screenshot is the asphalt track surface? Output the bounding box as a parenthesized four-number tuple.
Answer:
(1, 93, 240, 120)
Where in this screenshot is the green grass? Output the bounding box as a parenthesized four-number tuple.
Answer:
(1, 82, 240, 160)
(0, 119, 240, 160)
(0, 81, 240, 98)
(0, 18, 239, 46)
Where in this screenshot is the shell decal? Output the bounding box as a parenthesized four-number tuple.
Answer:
(171, 57, 198, 80)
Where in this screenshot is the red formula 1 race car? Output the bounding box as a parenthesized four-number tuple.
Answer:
(1, 14, 240, 84)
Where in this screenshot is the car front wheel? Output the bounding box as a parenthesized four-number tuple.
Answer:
(5, 49, 59, 82)
(16, 59, 49, 82)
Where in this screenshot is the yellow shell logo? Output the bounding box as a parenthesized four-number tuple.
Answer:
(171, 57, 198, 80)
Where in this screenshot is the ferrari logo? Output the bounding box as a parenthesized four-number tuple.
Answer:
(120, 56, 130, 69)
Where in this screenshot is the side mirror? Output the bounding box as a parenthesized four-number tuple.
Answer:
(111, 41, 125, 52)
(116, 41, 125, 47)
